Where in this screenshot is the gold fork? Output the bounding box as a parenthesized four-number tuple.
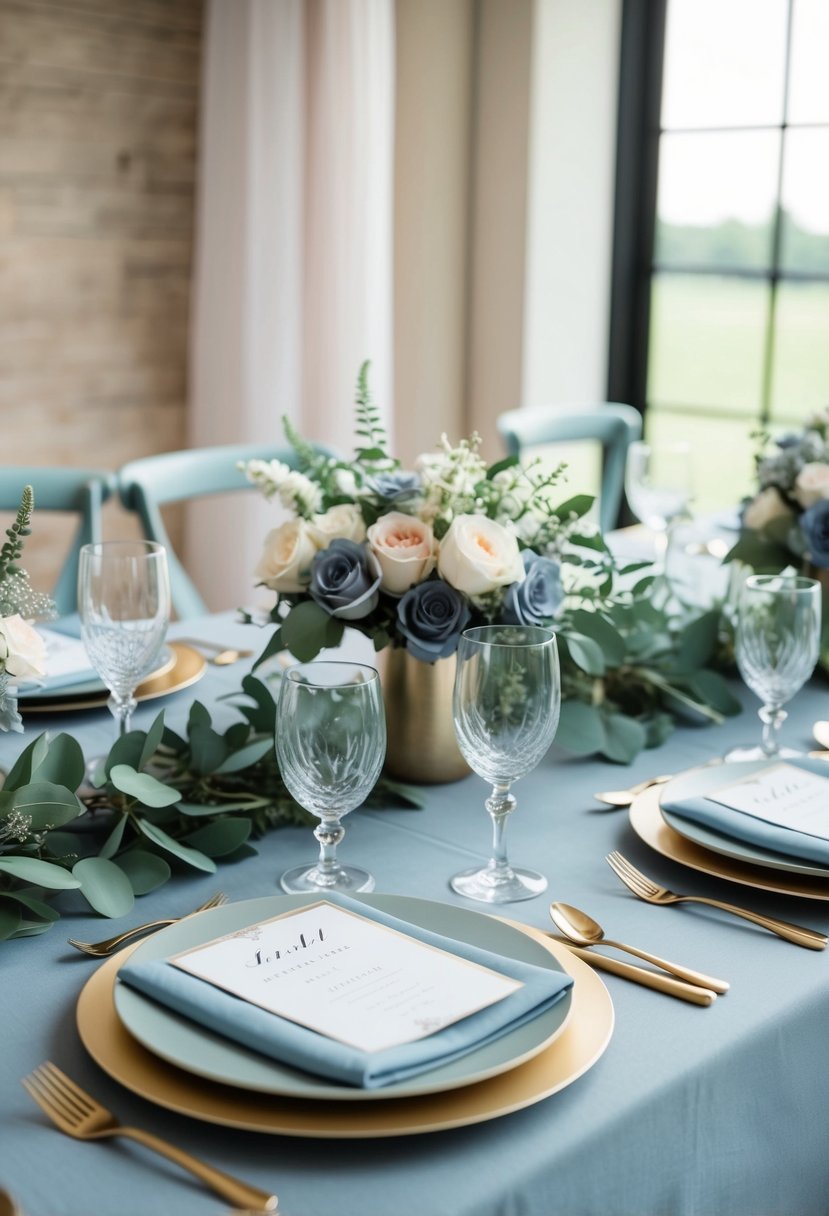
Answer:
(21, 1062, 277, 1212)
(67, 892, 228, 957)
(606, 852, 828, 950)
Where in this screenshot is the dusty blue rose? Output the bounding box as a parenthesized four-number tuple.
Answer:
(397, 579, 471, 662)
(501, 550, 564, 626)
(801, 499, 829, 568)
(368, 471, 422, 502)
(310, 539, 381, 620)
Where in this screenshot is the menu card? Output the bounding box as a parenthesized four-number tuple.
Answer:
(707, 763, 829, 841)
(170, 901, 522, 1054)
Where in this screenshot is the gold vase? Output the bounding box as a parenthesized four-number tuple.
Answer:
(378, 648, 470, 784)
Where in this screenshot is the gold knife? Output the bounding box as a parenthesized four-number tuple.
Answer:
(548, 935, 717, 1006)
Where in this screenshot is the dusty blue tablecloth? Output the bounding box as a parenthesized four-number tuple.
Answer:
(2, 613, 829, 1216)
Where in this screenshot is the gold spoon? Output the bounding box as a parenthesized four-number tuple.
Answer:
(593, 774, 673, 808)
(174, 638, 255, 666)
(549, 902, 730, 993)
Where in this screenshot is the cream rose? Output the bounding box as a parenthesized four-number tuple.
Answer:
(0, 614, 47, 680)
(743, 487, 793, 530)
(254, 519, 320, 593)
(794, 463, 829, 509)
(309, 504, 366, 546)
(438, 514, 525, 596)
(366, 512, 436, 595)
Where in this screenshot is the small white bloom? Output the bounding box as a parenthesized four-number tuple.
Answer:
(309, 504, 366, 545)
(279, 470, 322, 516)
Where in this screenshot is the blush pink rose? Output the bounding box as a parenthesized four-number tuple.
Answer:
(366, 512, 436, 595)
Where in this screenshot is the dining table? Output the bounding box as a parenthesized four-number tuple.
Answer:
(2, 611, 829, 1216)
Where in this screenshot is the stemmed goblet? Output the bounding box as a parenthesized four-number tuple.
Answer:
(625, 439, 692, 600)
(276, 661, 386, 894)
(78, 540, 171, 740)
(727, 574, 821, 762)
(450, 625, 560, 904)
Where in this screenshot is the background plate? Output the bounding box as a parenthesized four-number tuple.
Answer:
(658, 762, 829, 879)
(19, 643, 205, 713)
(630, 784, 829, 899)
(113, 894, 573, 1101)
(76, 919, 614, 1138)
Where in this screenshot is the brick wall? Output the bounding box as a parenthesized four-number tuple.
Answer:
(0, 0, 203, 591)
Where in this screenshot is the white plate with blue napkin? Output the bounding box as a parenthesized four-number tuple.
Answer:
(116, 892, 574, 1099)
(659, 757, 829, 878)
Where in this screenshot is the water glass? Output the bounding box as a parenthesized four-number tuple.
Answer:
(625, 440, 693, 593)
(450, 625, 560, 904)
(728, 573, 821, 761)
(78, 541, 171, 738)
(276, 661, 386, 894)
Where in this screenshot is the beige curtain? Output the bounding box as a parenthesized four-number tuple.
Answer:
(186, 0, 395, 612)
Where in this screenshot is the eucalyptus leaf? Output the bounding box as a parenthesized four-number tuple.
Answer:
(0, 889, 60, 921)
(188, 701, 213, 731)
(188, 723, 230, 776)
(109, 765, 182, 807)
(99, 814, 128, 860)
(0, 857, 81, 889)
(72, 857, 135, 918)
(568, 610, 626, 666)
(2, 732, 49, 791)
(600, 713, 648, 764)
(555, 700, 606, 756)
(103, 730, 146, 780)
(214, 737, 273, 774)
(137, 820, 218, 873)
(115, 849, 172, 895)
(28, 733, 86, 790)
(139, 711, 167, 770)
(11, 920, 55, 938)
(681, 669, 742, 715)
(8, 782, 84, 831)
(251, 625, 284, 671)
(184, 817, 252, 857)
(672, 610, 720, 671)
(564, 633, 606, 677)
(281, 601, 344, 662)
(0, 902, 22, 940)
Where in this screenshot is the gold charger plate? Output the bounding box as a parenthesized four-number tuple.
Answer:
(20, 643, 206, 714)
(630, 784, 829, 900)
(76, 923, 614, 1138)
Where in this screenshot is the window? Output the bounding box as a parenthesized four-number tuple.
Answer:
(609, 0, 829, 513)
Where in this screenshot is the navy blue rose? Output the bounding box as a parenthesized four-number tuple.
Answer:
(310, 539, 382, 620)
(368, 471, 422, 503)
(500, 550, 564, 626)
(801, 499, 829, 568)
(397, 579, 471, 662)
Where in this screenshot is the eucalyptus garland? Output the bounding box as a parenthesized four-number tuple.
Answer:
(0, 673, 422, 942)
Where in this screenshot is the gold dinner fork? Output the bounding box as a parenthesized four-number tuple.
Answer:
(21, 1063, 277, 1212)
(606, 852, 828, 950)
(67, 891, 227, 957)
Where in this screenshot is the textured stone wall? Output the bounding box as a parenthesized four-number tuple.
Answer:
(0, 0, 202, 590)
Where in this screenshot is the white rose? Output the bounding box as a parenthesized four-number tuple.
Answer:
(366, 512, 437, 595)
(743, 487, 793, 529)
(308, 504, 366, 546)
(438, 514, 525, 596)
(254, 519, 320, 593)
(0, 615, 47, 680)
(793, 463, 829, 509)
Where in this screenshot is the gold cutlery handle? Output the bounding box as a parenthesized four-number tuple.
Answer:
(600, 936, 729, 993)
(679, 895, 827, 950)
(68, 918, 175, 955)
(551, 938, 716, 1005)
(120, 1127, 277, 1211)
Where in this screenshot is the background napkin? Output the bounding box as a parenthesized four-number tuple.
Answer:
(119, 892, 573, 1089)
(661, 756, 829, 866)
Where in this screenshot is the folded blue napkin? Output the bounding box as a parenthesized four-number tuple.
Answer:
(119, 892, 573, 1089)
(661, 757, 829, 867)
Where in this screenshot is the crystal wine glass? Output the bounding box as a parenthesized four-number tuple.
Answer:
(276, 661, 386, 894)
(450, 625, 560, 904)
(727, 574, 821, 762)
(78, 541, 171, 739)
(625, 439, 692, 597)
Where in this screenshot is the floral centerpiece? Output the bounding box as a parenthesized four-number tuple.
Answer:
(242, 363, 739, 767)
(0, 487, 52, 731)
(727, 410, 829, 665)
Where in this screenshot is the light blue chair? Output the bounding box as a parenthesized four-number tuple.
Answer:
(117, 443, 334, 619)
(496, 403, 643, 533)
(0, 467, 115, 615)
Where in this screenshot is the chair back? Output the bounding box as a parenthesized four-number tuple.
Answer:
(0, 467, 115, 615)
(496, 403, 643, 533)
(117, 443, 333, 619)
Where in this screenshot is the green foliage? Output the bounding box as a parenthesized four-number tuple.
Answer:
(0, 686, 423, 941)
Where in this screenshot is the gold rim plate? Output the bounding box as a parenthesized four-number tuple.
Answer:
(76, 923, 614, 1138)
(19, 644, 206, 714)
(630, 783, 829, 900)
